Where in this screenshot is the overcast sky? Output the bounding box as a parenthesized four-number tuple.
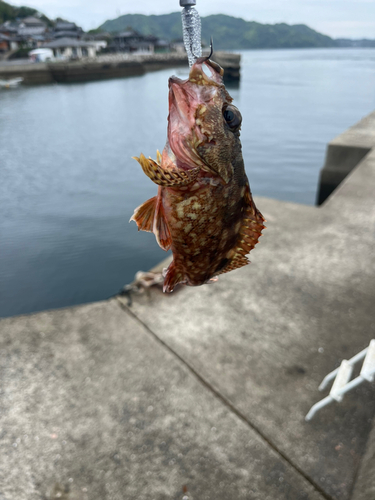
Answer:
(11, 0, 375, 38)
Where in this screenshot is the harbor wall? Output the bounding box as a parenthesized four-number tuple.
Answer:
(0, 61, 54, 84)
(0, 51, 241, 85)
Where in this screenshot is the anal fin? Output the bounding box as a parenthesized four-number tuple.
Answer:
(163, 261, 186, 293)
(217, 255, 250, 276)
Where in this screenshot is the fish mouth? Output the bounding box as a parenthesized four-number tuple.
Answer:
(168, 81, 205, 170)
(167, 60, 224, 169)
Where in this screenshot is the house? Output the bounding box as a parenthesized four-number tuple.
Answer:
(0, 34, 10, 52)
(171, 39, 186, 53)
(18, 26, 46, 37)
(154, 39, 170, 53)
(112, 29, 154, 53)
(109, 29, 171, 53)
(42, 37, 97, 59)
(0, 21, 18, 37)
(0, 17, 48, 53)
(142, 34, 170, 52)
(0, 32, 19, 52)
(53, 21, 83, 40)
(0, 17, 88, 55)
(82, 32, 111, 51)
(19, 16, 46, 28)
(17, 16, 48, 47)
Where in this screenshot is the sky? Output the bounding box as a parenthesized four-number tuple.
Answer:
(10, 0, 375, 38)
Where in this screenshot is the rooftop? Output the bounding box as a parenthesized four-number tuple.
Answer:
(18, 26, 46, 36)
(54, 30, 81, 39)
(20, 16, 46, 27)
(55, 21, 78, 30)
(0, 22, 18, 33)
(42, 37, 96, 49)
(114, 30, 142, 38)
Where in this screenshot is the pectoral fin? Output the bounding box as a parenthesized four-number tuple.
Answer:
(130, 196, 156, 232)
(130, 191, 172, 251)
(133, 153, 200, 187)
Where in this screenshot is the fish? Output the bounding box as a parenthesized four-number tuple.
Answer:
(130, 55, 265, 293)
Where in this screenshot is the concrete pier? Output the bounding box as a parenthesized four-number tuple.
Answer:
(316, 112, 375, 204)
(0, 112, 374, 500)
(0, 61, 55, 84)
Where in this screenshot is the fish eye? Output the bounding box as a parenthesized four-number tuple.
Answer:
(223, 105, 242, 130)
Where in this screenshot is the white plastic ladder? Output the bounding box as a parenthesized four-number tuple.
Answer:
(306, 339, 375, 421)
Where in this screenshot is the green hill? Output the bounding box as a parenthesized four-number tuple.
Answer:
(0, 0, 51, 26)
(99, 12, 336, 49)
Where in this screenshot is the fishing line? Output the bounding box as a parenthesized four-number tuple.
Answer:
(180, 0, 202, 66)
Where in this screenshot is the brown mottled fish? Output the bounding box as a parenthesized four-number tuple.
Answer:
(131, 56, 265, 293)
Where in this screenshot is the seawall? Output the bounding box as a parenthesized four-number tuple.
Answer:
(316, 111, 375, 204)
(0, 61, 55, 84)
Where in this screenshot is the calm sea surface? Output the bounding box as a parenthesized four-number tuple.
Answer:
(1, 48, 375, 317)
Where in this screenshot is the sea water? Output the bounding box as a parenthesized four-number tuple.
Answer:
(1, 48, 375, 317)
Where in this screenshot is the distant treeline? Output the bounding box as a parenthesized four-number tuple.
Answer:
(99, 12, 371, 50)
(336, 38, 375, 48)
(0, 0, 52, 26)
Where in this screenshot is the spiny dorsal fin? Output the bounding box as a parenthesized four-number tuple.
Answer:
(133, 154, 200, 187)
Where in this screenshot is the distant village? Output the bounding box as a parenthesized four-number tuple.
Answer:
(0, 15, 182, 62)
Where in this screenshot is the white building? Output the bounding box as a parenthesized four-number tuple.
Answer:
(29, 48, 54, 62)
(42, 37, 97, 59)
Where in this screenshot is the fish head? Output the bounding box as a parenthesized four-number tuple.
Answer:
(166, 57, 243, 184)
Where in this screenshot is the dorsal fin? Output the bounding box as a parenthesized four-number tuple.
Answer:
(133, 154, 200, 187)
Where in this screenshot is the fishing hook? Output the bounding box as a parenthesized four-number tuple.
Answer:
(206, 36, 214, 60)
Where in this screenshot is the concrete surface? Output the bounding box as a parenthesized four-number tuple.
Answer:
(351, 416, 375, 500)
(0, 300, 324, 500)
(1, 111, 375, 500)
(316, 111, 375, 204)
